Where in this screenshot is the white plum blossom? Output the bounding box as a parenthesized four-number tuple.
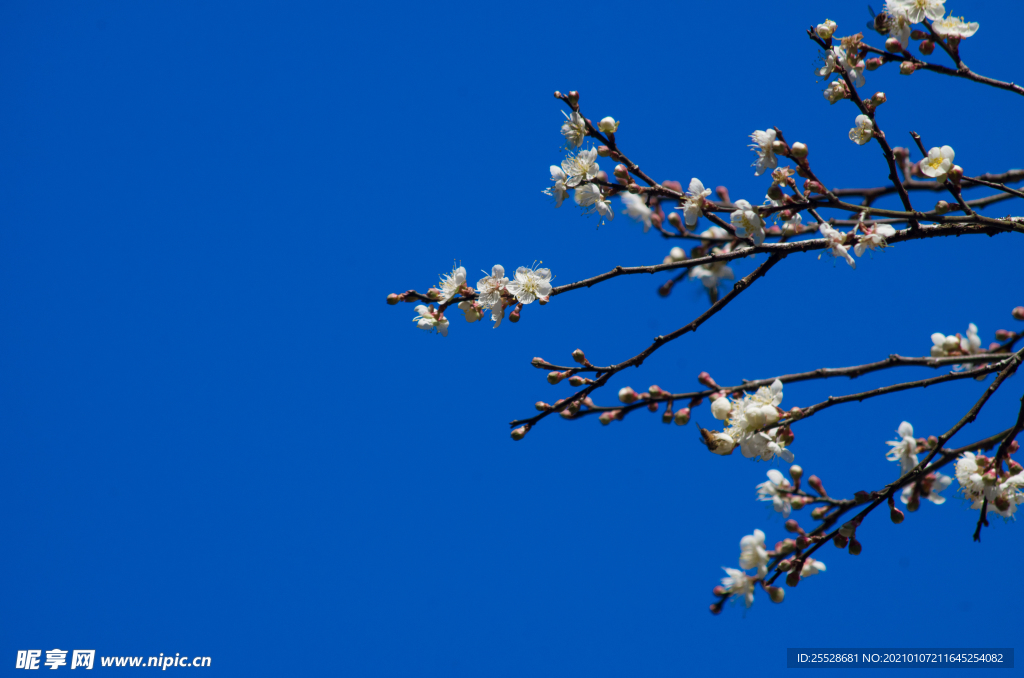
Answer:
(817, 50, 837, 78)
(883, 1, 912, 48)
(800, 558, 826, 577)
(854, 224, 896, 256)
(683, 178, 711, 226)
(713, 380, 792, 462)
(757, 469, 794, 518)
(598, 116, 619, 133)
(932, 14, 979, 39)
(560, 110, 587, 148)
(818, 224, 856, 268)
(561, 147, 600, 187)
(834, 46, 865, 88)
(930, 323, 981, 357)
(575, 183, 614, 221)
(886, 421, 920, 475)
(689, 255, 735, 295)
(700, 225, 730, 240)
(412, 304, 449, 337)
(506, 265, 553, 305)
(457, 301, 483, 323)
(898, 0, 946, 23)
(720, 567, 755, 607)
(438, 265, 467, 303)
(620, 192, 652, 231)
(901, 472, 953, 506)
(730, 199, 766, 245)
(849, 115, 874, 145)
(823, 80, 846, 104)
(920, 146, 955, 182)
(749, 128, 778, 176)
(739, 529, 770, 578)
(989, 474, 1024, 518)
(543, 166, 569, 207)
(476, 265, 509, 327)
(816, 19, 837, 40)
(782, 213, 804, 236)
(955, 452, 1024, 518)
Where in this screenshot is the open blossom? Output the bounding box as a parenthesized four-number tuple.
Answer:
(898, 0, 946, 23)
(620, 192, 652, 231)
(575, 184, 614, 221)
(823, 80, 846, 104)
(834, 45, 865, 88)
(930, 323, 981, 357)
(739, 529, 770, 578)
(438, 265, 467, 303)
(800, 558, 826, 577)
(955, 452, 1024, 517)
(690, 255, 734, 294)
(757, 469, 794, 517)
(749, 128, 777, 176)
(543, 166, 568, 207)
(920, 145, 955, 181)
(932, 14, 979, 39)
(818, 224, 856, 269)
(712, 380, 792, 462)
(886, 421, 919, 476)
(817, 50, 837, 78)
(782, 213, 803, 236)
(506, 265, 553, 305)
(854, 224, 896, 256)
(720, 567, 755, 608)
(683, 178, 711, 226)
(560, 110, 587, 148)
(412, 304, 449, 337)
(476, 264, 508, 313)
(849, 115, 874, 145)
(730, 199, 766, 245)
(561, 147, 599, 187)
(883, 1, 912, 48)
(901, 472, 952, 506)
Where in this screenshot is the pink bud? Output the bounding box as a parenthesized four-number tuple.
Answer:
(919, 40, 935, 55)
(996, 329, 1012, 341)
(674, 408, 691, 426)
(1012, 307, 1024, 321)
(547, 371, 564, 385)
(535, 402, 550, 411)
(712, 585, 726, 597)
(386, 293, 400, 305)
(899, 61, 917, 75)
(511, 425, 529, 441)
(572, 348, 586, 364)
(697, 372, 719, 389)
(885, 37, 903, 52)
(786, 570, 801, 587)
(808, 475, 827, 497)
(865, 57, 883, 71)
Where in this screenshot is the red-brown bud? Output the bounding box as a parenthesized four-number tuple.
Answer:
(808, 475, 827, 497)
(786, 570, 801, 587)
(697, 372, 719, 389)
(1012, 307, 1024, 321)
(919, 40, 935, 55)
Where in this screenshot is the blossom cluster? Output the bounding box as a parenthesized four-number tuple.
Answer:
(955, 452, 1024, 518)
(408, 263, 555, 336)
(717, 525, 826, 610)
(929, 323, 981, 357)
(707, 380, 794, 462)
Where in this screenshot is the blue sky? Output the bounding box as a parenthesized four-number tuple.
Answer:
(2, 1, 1022, 676)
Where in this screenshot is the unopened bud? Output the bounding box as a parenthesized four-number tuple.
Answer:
(779, 538, 796, 554)
(715, 186, 730, 203)
(948, 165, 963, 185)
(777, 559, 793, 572)
(565, 91, 579, 106)
(899, 61, 917, 75)
(658, 280, 674, 297)
(697, 372, 719, 389)
(596, 145, 611, 157)
(854, 491, 871, 504)
(870, 92, 886, 106)
(786, 570, 801, 587)
(767, 586, 785, 603)
(535, 401, 550, 411)
(598, 117, 619, 134)
(572, 348, 586, 364)
(613, 164, 629, 180)
(995, 495, 1011, 512)
(712, 585, 726, 597)
(790, 142, 808, 159)
(626, 183, 641, 194)
(667, 212, 683, 230)
(618, 387, 638, 404)
(598, 412, 615, 426)
(1009, 441, 1020, 455)
(919, 40, 934, 55)
(674, 408, 691, 426)
(771, 140, 788, 155)
(808, 475, 827, 497)
(509, 307, 521, 323)
(934, 200, 951, 214)
(593, 171, 608, 184)
(833, 534, 848, 549)
(848, 538, 862, 555)
(1012, 307, 1024, 321)
(568, 375, 585, 386)
(790, 496, 805, 510)
(662, 406, 674, 424)
(784, 519, 801, 534)
(907, 494, 920, 512)
(815, 19, 837, 41)
(910, 29, 927, 40)
(838, 520, 858, 538)
(788, 464, 803, 481)
(994, 329, 1011, 342)
(669, 246, 687, 262)
(386, 293, 400, 305)
(426, 288, 440, 300)
(767, 184, 784, 201)
(709, 603, 722, 615)
(865, 57, 883, 71)
(511, 425, 529, 441)
(890, 506, 905, 524)
(796, 535, 811, 549)
(547, 371, 564, 385)
(531, 357, 546, 368)
(886, 37, 903, 53)
(811, 506, 828, 520)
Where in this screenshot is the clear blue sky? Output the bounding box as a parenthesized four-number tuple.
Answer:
(2, 1, 1022, 676)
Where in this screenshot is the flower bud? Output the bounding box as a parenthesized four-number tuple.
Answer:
(1012, 307, 1024, 321)
(568, 375, 585, 386)
(386, 293, 400, 305)
(712, 585, 726, 597)
(715, 186, 730, 203)
(790, 496, 805, 510)
(509, 306, 521, 323)
(572, 348, 586, 364)
(767, 586, 785, 603)
(771, 140, 788, 155)
(784, 519, 801, 534)
(788, 465, 803, 481)
(1008, 459, 1023, 475)
(667, 212, 683, 230)
(838, 520, 858, 538)
(870, 92, 886, 106)
(427, 288, 440, 300)
(911, 29, 927, 40)
(559, 409, 574, 419)
(811, 506, 828, 520)
(1010, 441, 1020, 455)
(948, 165, 963, 185)
(710, 397, 732, 421)
(597, 145, 611, 157)
(899, 61, 917, 75)
(662, 406, 674, 424)
(674, 408, 691, 426)
(779, 538, 796, 554)
(919, 40, 934, 55)
(658, 280, 674, 297)
(906, 494, 920, 512)
(796, 535, 810, 549)
(669, 246, 687, 262)
(890, 505, 905, 524)
(996, 329, 1012, 341)
(815, 19, 837, 40)
(598, 117, 619, 133)
(808, 475, 827, 497)
(983, 468, 998, 485)
(697, 372, 719, 389)
(613, 164, 630, 180)
(598, 412, 615, 426)
(865, 57, 883, 71)
(786, 570, 801, 587)
(886, 37, 903, 53)
(790, 142, 808, 159)
(854, 491, 871, 504)
(618, 387, 638, 404)
(933, 200, 951, 215)
(547, 371, 564, 385)
(531, 357, 546, 368)
(594, 170, 608, 184)
(848, 538, 862, 556)
(511, 425, 529, 441)
(767, 184, 784, 202)
(833, 534, 848, 549)
(565, 91, 579, 106)
(709, 603, 722, 615)
(777, 559, 793, 572)
(535, 401, 550, 411)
